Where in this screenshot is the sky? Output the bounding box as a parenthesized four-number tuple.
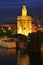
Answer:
(0, 0, 43, 25)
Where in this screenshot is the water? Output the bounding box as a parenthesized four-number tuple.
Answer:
(0, 48, 42, 65)
(0, 48, 16, 65)
(17, 50, 30, 65)
(17, 49, 42, 65)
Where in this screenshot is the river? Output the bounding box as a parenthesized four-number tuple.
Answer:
(0, 48, 43, 65)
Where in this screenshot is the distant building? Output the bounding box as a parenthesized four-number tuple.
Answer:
(32, 24, 37, 32)
(0, 24, 17, 35)
(37, 26, 43, 31)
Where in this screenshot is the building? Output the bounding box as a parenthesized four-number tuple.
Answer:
(0, 5, 43, 37)
(32, 24, 37, 32)
(0, 24, 17, 35)
(17, 5, 32, 36)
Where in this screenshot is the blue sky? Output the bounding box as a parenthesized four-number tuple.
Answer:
(0, 0, 43, 24)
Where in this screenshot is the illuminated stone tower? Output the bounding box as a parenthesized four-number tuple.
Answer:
(17, 5, 32, 36)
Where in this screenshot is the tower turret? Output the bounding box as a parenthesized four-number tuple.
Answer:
(22, 5, 27, 16)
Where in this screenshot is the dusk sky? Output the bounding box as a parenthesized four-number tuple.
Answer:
(0, 0, 43, 25)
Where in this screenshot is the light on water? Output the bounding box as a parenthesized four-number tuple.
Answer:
(0, 48, 42, 65)
(17, 50, 30, 65)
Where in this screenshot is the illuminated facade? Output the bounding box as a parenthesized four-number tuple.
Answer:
(17, 5, 32, 36)
(0, 24, 17, 35)
(32, 24, 37, 32)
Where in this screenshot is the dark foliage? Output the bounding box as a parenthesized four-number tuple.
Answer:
(11, 34, 28, 42)
(28, 31, 43, 51)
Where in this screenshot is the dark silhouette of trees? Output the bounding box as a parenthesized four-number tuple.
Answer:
(11, 34, 28, 42)
(28, 30, 43, 51)
(11, 34, 28, 49)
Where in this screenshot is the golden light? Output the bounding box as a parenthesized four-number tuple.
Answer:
(18, 27, 22, 33)
(38, 24, 40, 27)
(1, 27, 4, 30)
(3, 30, 6, 33)
(22, 5, 27, 16)
(17, 5, 32, 36)
(8, 27, 11, 30)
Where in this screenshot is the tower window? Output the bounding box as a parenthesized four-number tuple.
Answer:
(24, 27, 25, 30)
(24, 22, 25, 23)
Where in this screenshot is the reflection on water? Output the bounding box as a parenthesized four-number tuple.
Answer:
(0, 48, 16, 58)
(0, 48, 16, 65)
(17, 49, 42, 65)
(0, 48, 42, 65)
(17, 50, 30, 65)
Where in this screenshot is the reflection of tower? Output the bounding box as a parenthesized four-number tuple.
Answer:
(17, 5, 32, 36)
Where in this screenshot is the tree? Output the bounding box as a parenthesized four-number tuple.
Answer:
(11, 34, 28, 42)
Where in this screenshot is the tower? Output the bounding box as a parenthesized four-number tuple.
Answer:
(17, 5, 32, 36)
